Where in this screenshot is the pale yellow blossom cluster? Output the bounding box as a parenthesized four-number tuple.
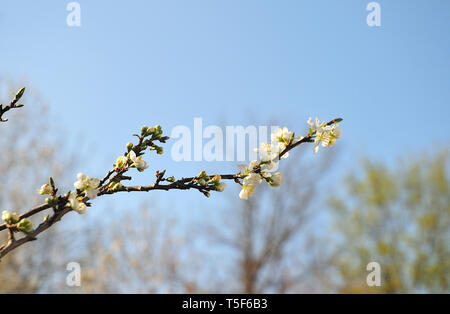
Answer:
(238, 117, 341, 200)
(237, 126, 290, 200)
(116, 150, 149, 172)
(74, 173, 100, 199)
(307, 117, 342, 154)
(37, 173, 101, 215)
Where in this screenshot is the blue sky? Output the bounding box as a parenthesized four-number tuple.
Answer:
(1, 0, 449, 218)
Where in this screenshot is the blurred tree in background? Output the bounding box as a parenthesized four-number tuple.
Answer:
(328, 151, 449, 293)
(63, 204, 192, 293)
(204, 154, 333, 293)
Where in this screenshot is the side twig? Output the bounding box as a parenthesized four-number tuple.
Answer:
(0, 87, 25, 123)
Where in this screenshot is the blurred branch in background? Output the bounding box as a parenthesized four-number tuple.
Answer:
(231, 156, 330, 293)
(60, 203, 190, 293)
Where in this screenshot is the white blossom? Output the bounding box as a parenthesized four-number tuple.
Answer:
(1, 210, 10, 222)
(237, 160, 260, 175)
(116, 155, 128, 168)
(67, 191, 87, 215)
(271, 127, 294, 144)
(268, 172, 283, 187)
(255, 143, 276, 161)
(327, 124, 342, 146)
(243, 173, 262, 186)
(307, 117, 338, 154)
(239, 173, 263, 200)
(129, 150, 149, 172)
(239, 184, 256, 200)
(307, 117, 328, 133)
(74, 173, 100, 199)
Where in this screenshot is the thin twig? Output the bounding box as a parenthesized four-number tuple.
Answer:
(0, 88, 25, 123)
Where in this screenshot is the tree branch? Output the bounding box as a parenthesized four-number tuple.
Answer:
(0, 89, 343, 260)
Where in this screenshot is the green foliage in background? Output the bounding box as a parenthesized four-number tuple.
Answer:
(329, 150, 449, 293)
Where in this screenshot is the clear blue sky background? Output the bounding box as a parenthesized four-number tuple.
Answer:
(1, 0, 449, 222)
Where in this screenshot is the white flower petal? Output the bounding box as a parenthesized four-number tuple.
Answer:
(128, 150, 137, 162)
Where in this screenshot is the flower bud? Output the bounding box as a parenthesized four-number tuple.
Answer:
(141, 126, 149, 136)
(167, 176, 175, 182)
(14, 87, 25, 102)
(49, 176, 56, 191)
(38, 184, 53, 195)
(17, 218, 34, 234)
(156, 146, 164, 155)
(268, 172, 283, 187)
(2, 210, 20, 225)
(216, 182, 226, 192)
(45, 197, 58, 206)
(198, 178, 207, 186)
(126, 142, 133, 151)
(108, 182, 123, 191)
(210, 174, 221, 183)
(116, 155, 128, 169)
(197, 170, 207, 178)
(147, 127, 155, 134)
(149, 125, 159, 138)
